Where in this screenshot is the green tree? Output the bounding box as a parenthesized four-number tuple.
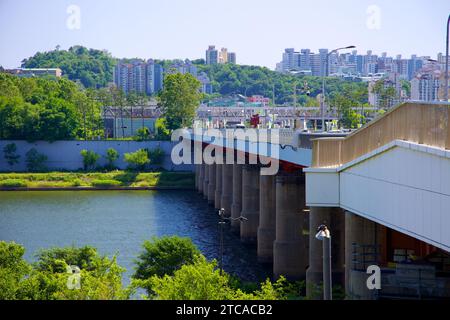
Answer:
(371, 80, 397, 110)
(124, 149, 149, 170)
(3, 143, 20, 166)
(133, 236, 201, 281)
(80, 149, 100, 170)
(158, 73, 202, 130)
(25, 148, 48, 172)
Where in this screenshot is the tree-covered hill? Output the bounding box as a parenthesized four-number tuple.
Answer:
(21, 45, 116, 89)
(197, 63, 368, 105)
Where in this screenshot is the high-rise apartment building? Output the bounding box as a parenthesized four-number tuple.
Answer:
(114, 59, 163, 95)
(411, 72, 440, 101)
(206, 45, 219, 65)
(227, 52, 236, 64)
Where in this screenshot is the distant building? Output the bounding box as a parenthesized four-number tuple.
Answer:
(4, 68, 62, 78)
(206, 45, 219, 65)
(411, 72, 440, 102)
(219, 48, 228, 64)
(114, 59, 163, 95)
(197, 72, 213, 94)
(227, 52, 236, 64)
(247, 95, 271, 107)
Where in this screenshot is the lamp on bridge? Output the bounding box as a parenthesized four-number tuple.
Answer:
(321, 45, 356, 131)
(315, 224, 332, 300)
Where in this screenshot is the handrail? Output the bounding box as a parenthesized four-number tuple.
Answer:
(312, 102, 450, 168)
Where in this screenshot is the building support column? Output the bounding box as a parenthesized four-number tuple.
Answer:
(257, 174, 276, 263)
(306, 207, 345, 299)
(215, 164, 223, 210)
(231, 164, 243, 232)
(221, 164, 233, 218)
(273, 173, 308, 280)
(240, 165, 260, 243)
(207, 164, 216, 205)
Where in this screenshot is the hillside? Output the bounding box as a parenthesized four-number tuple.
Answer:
(21, 46, 116, 89)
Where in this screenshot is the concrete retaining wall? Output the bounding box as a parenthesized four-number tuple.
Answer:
(0, 140, 193, 172)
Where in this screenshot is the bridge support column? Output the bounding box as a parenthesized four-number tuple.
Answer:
(231, 164, 243, 232)
(207, 164, 216, 205)
(306, 207, 346, 299)
(221, 164, 233, 217)
(195, 165, 199, 190)
(240, 165, 260, 243)
(344, 211, 384, 300)
(198, 164, 204, 193)
(257, 174, 276, 263)
(215, 164, 223, 210)
(202, 164, 209, 199)
(273, 173, 308, 280)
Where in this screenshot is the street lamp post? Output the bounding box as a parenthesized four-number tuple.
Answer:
(321, 46, 356, 131)
(218, 208, 248, 275)
(315, 224, 332, 300)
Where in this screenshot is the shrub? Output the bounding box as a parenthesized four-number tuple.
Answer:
(25, 148, 48, 172)
(90, 179, 121, 188)
(0, 179, 27, 188)
(71, 178, 82, 187)
(80, 149, 100, 171)
(104, 148, 119, 170)
(124, 149, 149, 170)
(134, 127, 150, 141)
(147, 147, 165, 166)
(3, 143, 20, 167)
(155, 118, 171, 141)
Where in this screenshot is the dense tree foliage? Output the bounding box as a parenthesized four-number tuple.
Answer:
(21, 46, 116, 88)
(197, 63, 368, 105)
(0, 237, 332, 300)
(158, 73, 202, 130)
(329, 83, 368, 129)
(0, 241, 129, 300)
(0, 73, 103, 141)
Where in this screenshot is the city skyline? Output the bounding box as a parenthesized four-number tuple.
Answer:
(1, 0, 449, 70)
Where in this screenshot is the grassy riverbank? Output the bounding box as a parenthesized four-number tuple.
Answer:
(0, 171, 194, 190)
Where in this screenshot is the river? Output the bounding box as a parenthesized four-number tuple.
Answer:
(0, 190, 271, 285)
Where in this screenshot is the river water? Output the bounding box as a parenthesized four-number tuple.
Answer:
(0, 191, 271, 284)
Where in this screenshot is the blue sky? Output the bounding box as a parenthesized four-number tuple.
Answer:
(0, 0, 449, 69)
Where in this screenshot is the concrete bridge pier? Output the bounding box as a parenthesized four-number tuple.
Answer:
(240, 165, 260, 243)
(207, 164, 216, 205)
(231, 164, 243, 233)
(197, 164, 204, 194)
(195, 165, 199, 190)
(202, 164, 209, 199)
(344, 211, 386, 300)
(215, 164, 223, 210)
(273, 172, 308, 280)
(220, 164, 233, 217)
(306, 207, 346, 299)
(257, 174, 276, 263)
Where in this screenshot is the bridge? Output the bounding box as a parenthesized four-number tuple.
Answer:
(189, 101, 450, 299)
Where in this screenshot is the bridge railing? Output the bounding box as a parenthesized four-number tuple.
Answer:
(312, 102, 450, 168)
